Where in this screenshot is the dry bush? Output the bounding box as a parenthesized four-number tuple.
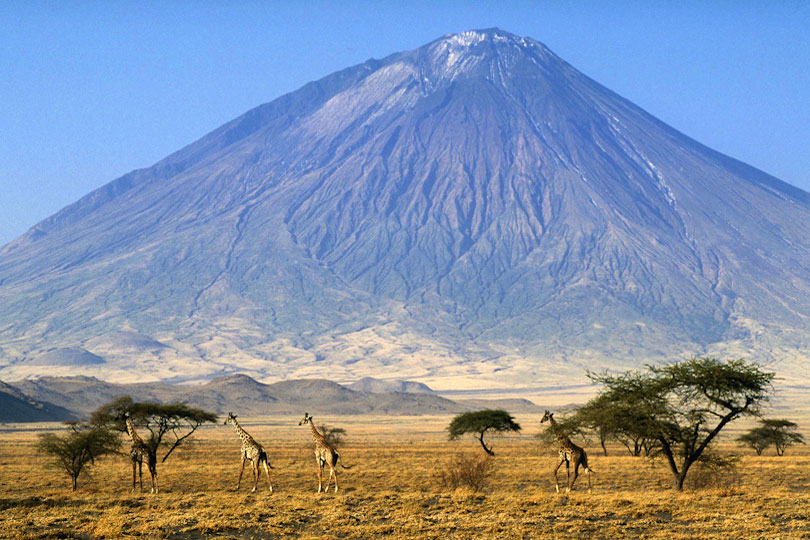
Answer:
(318, 424, 346, 448)
(684, 451, 741, 490)
(435, 452, 494, 491)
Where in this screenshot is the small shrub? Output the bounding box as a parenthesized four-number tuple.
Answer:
(318, 424, 347, 448)
(37, 422, 121, 491)
(436, 453, 494, 492)
(684, 451, 740, 490)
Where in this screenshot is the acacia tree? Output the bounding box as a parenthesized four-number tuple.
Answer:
(736, 426, 770, 455)
(448, 409, 521, 456)
(91, 396, 217, 465)
(737, 419, 805, 456)
(587, 357, 773, 490)
(569, 391, 659, 457)
(37, 422, 121, 491)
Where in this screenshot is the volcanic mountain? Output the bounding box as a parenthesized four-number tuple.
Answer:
(2, 29, 809, 388)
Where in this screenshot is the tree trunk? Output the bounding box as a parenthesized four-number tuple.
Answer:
(658, 439, 685, 490)
(72, 475, 78, 491)
(478, 432, 494, 456)
(673, 456, 698, 491)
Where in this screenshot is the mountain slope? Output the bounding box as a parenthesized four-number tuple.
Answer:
(1, 29, 809, 387)
(347, 377, 435, 394)
(9, 375, 467, 416)
(0, 381, 77, 423)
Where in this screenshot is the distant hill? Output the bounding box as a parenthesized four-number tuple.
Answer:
(0, 381, 76, 423)
(7, 374, 535, 418)
(347, 377, 435, 394)
(456, 398, 543, 414)
(9, 376, 172, 416)
(25, 348, 105, 367)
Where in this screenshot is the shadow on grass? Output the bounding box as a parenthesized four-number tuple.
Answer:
(0, 495, 91, 511)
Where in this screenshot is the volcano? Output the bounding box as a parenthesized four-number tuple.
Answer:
(2, 29, 809, 388)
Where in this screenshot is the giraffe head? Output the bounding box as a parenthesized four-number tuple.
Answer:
(540, 410, 554, 424)
(224, 412, 237, 426)
(299, 412, 312, 426)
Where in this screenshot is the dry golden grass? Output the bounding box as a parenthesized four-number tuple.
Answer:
(1, 415, 809, 539)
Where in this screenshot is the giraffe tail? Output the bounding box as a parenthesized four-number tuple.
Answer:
(582, 452, 594, 474)
(259, 449, 275, 469)
(336, 451, 352, 469)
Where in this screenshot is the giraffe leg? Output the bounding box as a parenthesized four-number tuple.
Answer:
(251, 461, 260, 493)
(553, 458, 565, 493)
(325, 465, 337, 493)
(262, 460, 273, 493)
(131, 459, 137, 492)
(564, 460, 571, 492)
(587, 468, 592, 494)
(151, 467, 159, 494)
(138, 459, 144, 492)
(317, 459, 325, 493)
(236, 454, 246, 490)
(568, 461, 579, 493)
(147, 454, 157, 494)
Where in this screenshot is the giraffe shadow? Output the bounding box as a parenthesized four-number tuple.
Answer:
(0, 496, 86, 511)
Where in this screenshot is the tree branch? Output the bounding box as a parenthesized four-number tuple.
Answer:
(162, 421, 203, 462)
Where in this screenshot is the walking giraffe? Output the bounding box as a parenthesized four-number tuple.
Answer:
(540, 410, 592, 493)
(224, 412, 274, 493)
(123, 411, 158, 493)
(299, 412, 349, 493)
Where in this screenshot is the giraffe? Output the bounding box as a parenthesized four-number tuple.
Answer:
(299, 412, 349, 493)
(123, 412, 158, 494)
(540, 410, 592, 493)
(224, 412, 274, 493)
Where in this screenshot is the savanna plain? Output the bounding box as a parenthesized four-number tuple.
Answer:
(1, 415, 809, 539)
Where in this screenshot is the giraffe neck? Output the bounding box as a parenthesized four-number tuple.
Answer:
(309, 421, 326, 443)
(548, 416, 572, 446)
(231, 418, 256, 446)
(126, 417, 144, 445)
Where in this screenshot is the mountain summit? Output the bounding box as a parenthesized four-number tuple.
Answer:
(2, 29, 809, 387)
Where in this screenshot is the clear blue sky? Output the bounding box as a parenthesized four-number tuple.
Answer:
(2, 1, 808, 245)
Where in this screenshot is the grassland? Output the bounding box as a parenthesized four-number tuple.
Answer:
(1, 415, 809, 539)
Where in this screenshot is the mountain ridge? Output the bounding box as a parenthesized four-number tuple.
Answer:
(2, 374, 543, 421)
(1, 28, 809, 387)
